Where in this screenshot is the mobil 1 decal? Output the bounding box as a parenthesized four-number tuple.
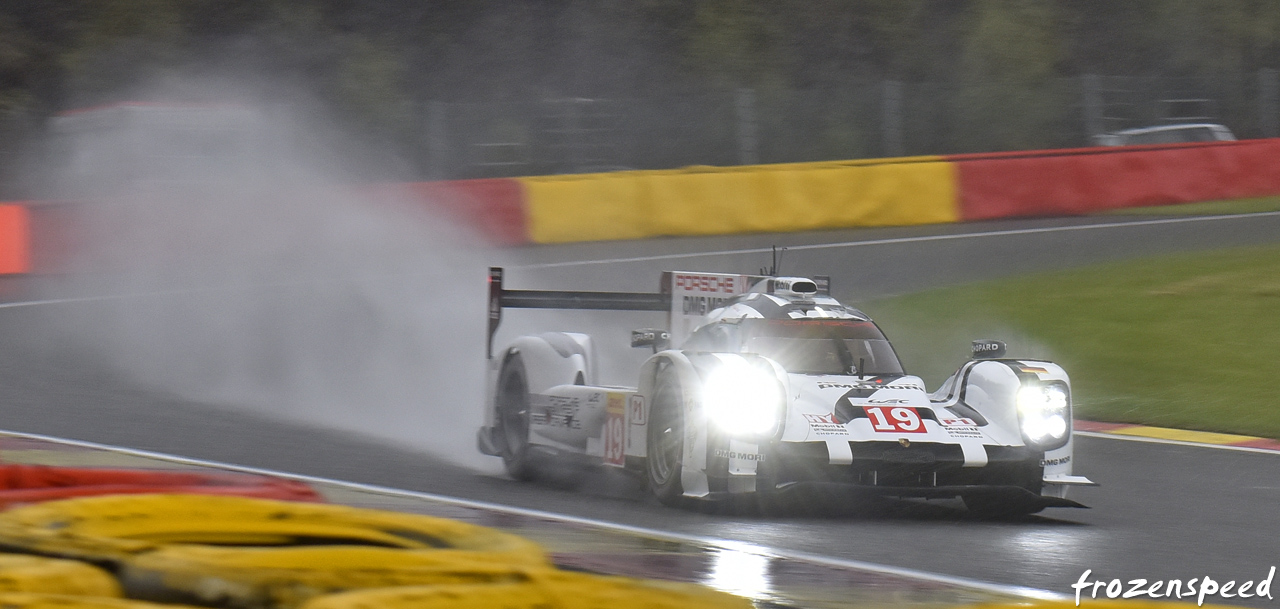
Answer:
(938, 417, 984, 439)
(803, 412, 848, 436)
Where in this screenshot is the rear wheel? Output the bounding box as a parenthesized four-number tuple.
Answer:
(646, 373, 686, 506)
(496, 354, 538, 481)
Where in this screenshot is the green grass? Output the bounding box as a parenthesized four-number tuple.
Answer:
(1104, 195, 1280, 216)
(858, 244, 1280, 439)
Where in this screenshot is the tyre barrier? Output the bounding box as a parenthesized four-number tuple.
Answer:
(0, 494, 752, 609)
(0, 593, 201, 609)
(0, 466, 322, 509)
(121, 547, 543, 609)
(0, 555, 122, 597)
(298, 571, 753, 609)
(0, 494, 551, 609)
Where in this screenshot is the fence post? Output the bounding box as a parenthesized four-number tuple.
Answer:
(1082, 73, 1104, 142)
(881, 80, 904, 157)
(1259, 68, 1278, 138)
(426, 101, 448, 180)
(735, 88, 759, 165)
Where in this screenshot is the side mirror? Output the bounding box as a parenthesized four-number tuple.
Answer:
(971, 339, 1006, 359)
(631, 328, 671, 352)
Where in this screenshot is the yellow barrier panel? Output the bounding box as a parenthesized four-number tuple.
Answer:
(521, 158, 958, 244)
(0, 555, 122, 597)
(299, 570, 753, 609)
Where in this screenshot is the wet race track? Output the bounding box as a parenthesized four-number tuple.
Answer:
(2, 212, 1279, 605)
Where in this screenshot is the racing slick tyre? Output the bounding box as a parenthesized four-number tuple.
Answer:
(646, 372, 686, 507)
(495, 354, 540, 482)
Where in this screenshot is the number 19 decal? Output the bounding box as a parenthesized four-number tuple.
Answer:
(864, 406, 927, 433)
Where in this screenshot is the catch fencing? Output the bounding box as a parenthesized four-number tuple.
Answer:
(1, 71, 1278, 192)
(416, 71, 1280, 180)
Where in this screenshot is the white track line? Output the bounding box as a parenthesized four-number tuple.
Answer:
(1077, 430, 1280, 455)
(2, 212, 1276, 310)
(513, 211, 1280, 269)
(0, 429, 1061, 601)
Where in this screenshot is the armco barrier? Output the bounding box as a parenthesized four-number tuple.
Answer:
(518, 157, 958, 243)
(951, 139, 1280, 220)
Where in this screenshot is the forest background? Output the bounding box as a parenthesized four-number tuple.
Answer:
(3, 0, 1280, 183)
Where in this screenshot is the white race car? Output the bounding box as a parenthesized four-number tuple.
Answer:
(478, 268, 1095, 516)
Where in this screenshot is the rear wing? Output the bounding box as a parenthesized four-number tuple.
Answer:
(486, 267, 831, 359)
(487, 267, 669, 358)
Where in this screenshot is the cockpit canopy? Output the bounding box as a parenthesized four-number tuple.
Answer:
(683, 318, 904, 376)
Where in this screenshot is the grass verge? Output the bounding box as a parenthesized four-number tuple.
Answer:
(860, 244, 1280, 439)
(1104, 195, 1280, 216)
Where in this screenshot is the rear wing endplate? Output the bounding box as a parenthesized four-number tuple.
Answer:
(487, 267, 670, 359)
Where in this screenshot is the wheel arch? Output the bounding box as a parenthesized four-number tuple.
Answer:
(636, 351, 710, 499)
(503, 333, 594, 396)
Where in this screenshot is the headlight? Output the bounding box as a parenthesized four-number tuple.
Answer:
(701, 357, 784, 437)
(1017, 383, 1070, 446)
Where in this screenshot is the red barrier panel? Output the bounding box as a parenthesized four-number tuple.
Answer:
(0, 204, 30, 274)
(0, 465, 322, 509)
(953, 139, 1280, 221)
(390, 179, 528, 245)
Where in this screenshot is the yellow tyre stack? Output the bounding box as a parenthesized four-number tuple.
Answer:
(0, 494, 752, 609)
(0, 556, 122, 597)
(0, 595, 202, 609)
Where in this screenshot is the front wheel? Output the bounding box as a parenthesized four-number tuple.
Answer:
(646, 373, 686, 506)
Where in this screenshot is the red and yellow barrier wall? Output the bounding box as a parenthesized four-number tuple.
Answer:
(408, 138, 1280, 245)
(3, 138, 1280, 270)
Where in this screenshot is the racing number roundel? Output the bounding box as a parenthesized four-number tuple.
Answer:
(864, 406, 927, 433)
(604, 393, 627, 466)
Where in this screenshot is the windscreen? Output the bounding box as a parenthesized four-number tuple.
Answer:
(685, 319, 904, 375)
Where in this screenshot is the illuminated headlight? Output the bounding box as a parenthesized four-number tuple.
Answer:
(701, 358, 784, 437)
(1017, 383, 1070, 445)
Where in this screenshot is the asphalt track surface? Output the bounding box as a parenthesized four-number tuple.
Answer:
(2, 212, 1279, 605)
